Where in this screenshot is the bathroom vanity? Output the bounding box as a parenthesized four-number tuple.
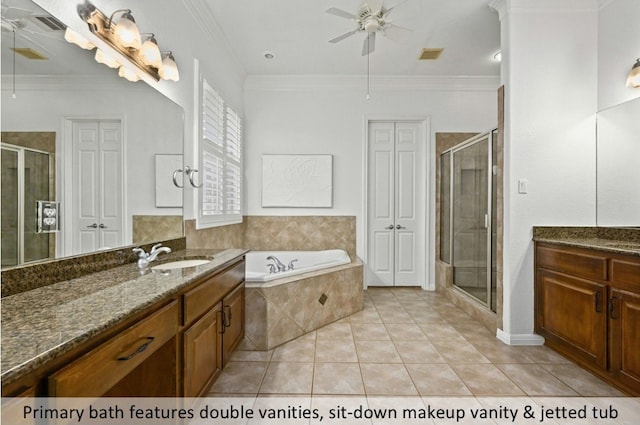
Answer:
(1, 249, 247, 398)
(533, 228, 640, 395)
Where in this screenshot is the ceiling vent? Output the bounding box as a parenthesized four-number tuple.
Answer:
(11, 47, 48, 60)
(418, 48, 444, 60)
(32, 15, 66, 31)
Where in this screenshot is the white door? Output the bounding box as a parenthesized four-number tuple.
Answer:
(367, 121, 426, 287)
(72, 120, 123, 254)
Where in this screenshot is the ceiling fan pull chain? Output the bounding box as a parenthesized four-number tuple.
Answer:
(366, 36, 371, 100)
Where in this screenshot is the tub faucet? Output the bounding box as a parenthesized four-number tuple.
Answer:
(287, 259, 298, 270)
(266, 255, 286, 272)
(133, 243, 172, 269)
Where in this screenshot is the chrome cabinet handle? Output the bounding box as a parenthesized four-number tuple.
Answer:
(172, 169, 184, 188)
(186, 166, 202, 188)
(87, 223, 98, 228)
(385, 225, 394, 230)
(396, 224, 406, 230)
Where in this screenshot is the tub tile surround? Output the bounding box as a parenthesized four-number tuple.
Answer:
(243, 261, 363, 350)
(212, 288, 626, 397)
(533, 226, 640, 255)
(0, 238, 187, 297)
(185, 216, 357, 261)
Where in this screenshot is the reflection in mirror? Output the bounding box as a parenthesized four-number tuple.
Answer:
(1, 0, 184, 269)
(596, 96, 640, 226)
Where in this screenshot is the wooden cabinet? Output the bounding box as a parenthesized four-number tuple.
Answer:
(181, 260, 245, 397)
(222, 282, 245, 367)
(183, 303, 223, 397)
(535, 242, 640, 395)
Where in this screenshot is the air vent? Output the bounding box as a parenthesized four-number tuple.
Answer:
(33, 15, 66, 31)
(418, 48, 444, 60)
(11, 48, 48, 60)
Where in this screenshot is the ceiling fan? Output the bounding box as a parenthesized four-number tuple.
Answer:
(326, 0, 412, 56)
(2, 2, 64, 53)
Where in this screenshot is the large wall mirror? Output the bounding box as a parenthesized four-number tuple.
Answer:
(1, 0, 184, 269)
(596, 96, 640, 227)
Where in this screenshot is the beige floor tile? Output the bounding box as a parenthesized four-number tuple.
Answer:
(469, 340, 538, 364)
(541, 363, 625, 396)
(496, 364, 579, 396)
(259, 362, 314, 394)
(430, 340, 491, 364)
(405, 364, 471, 396)
(351, 323, 391, 340)
(376, 308, 415, 324)
(406, 310, 448, 324)
(394, 340, 447, 363)
(209, 361, 268, 394)
(418, 324, 466, 342)
(271, 338, 316, 362)
(451, 363, 525, 396)
(313, 363, 365, 395)
(316, 322, 353, 340)
(384, 323, 427, 341)
(360, 363, 418, 395)
(518, 346, 573, 364)
(230, 350, 274, 362)
(349, 309, 383, 324)
(356, 340, 402, 363)
(315, 339, 358, 362)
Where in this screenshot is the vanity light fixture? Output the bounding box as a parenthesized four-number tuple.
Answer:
(627, 58, 640, 88)
(64, 27, 95, 50)
(71, 1, 179, 83)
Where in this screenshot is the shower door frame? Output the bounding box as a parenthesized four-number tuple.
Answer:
(442, 130, 496, 311)
(1, 142, 55, 266)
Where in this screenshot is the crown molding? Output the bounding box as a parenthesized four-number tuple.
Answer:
(510, 0, 598, 12)
(245, 75, 500, 92)
(1, 75, 149, 92)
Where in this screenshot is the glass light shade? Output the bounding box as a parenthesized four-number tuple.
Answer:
(159, 53, 180, 81)
(118, 66, 141, 82)
(627, 59, 640, 88)
(64, 27, 95, 50)
(114, 11, 141, 50)
(140, 36, 162, 68)
(95, 48, 120, 68)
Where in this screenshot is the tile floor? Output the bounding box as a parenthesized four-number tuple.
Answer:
(208, 288, 624, 397)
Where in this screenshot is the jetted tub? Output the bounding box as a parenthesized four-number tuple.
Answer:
(245, 249, 351, 286)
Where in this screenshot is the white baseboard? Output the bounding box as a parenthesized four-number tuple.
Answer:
(496, 329, 545, 346)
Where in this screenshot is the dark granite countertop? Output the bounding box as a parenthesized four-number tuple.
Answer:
(0, 248, 247, 387)
(533, 227, 640, 257)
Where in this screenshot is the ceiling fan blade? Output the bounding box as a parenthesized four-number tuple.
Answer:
(329, 29, 359, 43)
(368, 0, 384, 15)
(362, 32, 376, 56)
(384, 0, 409, 16)
(326, 7, 357, 20)
(383, 23, 412, 42)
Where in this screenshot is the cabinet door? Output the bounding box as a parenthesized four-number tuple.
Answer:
(222, 283, 245, 366)
(183, 303, 223, 397)
(609, 289, 640, 392)
(536, 269, 607, 368)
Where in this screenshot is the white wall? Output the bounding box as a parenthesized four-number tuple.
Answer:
(496, 0, 598, 342)
(244, 76, 499, 265)
(598, 0, 640, 111)
(1, 77, 183, 244)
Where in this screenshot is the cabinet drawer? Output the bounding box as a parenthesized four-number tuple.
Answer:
(537, 245, 608, 281)
(183, 260, 244, 326)
(610, 259, 640, 290)
(49, 301, 179, 397)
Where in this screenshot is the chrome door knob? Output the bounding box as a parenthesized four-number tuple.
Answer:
(396, 224, 406, 230)
(385, 225, 394, 230)
(99, 223, 107, 229)
(87, 223, 98, 228)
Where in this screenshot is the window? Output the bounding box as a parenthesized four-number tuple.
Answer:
(197, 79, 242, 228)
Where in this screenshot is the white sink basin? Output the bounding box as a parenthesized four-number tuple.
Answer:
(151, 259, 211, 270)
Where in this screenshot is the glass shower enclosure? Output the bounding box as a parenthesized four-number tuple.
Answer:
(1, 143, 54, 267)
(440, 130, 497, 312)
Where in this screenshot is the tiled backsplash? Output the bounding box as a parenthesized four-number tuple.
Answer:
(132, 215, 184, 244)
(185, 216, 357, 260)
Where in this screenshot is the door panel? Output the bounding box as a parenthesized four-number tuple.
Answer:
(367, 121, 425, 287)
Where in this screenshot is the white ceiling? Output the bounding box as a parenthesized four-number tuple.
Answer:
(204, 0, 501, 76)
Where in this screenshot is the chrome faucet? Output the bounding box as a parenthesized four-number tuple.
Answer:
(287, 259, 298, 270)
(266, 255, 286, 272)
(133, 243, 172, 269)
